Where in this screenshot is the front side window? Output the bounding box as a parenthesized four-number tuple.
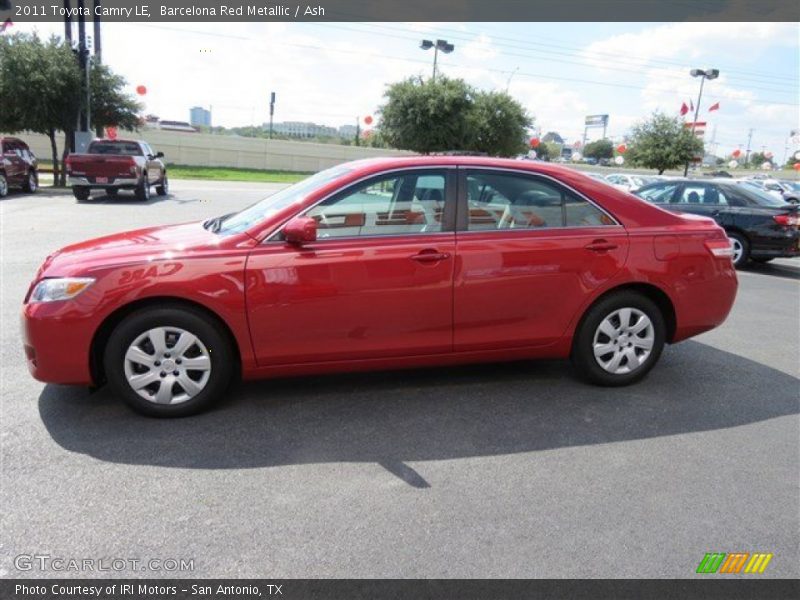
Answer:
(305, 170, 447, 238)
(637, 183, 678, 204)
(465, 171, 614, 231)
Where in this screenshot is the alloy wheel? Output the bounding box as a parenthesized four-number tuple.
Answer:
(731, 238, 743, 264)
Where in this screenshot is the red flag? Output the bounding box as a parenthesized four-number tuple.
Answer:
(708, 102, 720, 112)
(680, 102, 689, 116)
(0, 18, 13, 33)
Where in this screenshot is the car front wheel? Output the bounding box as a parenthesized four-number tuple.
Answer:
(571, 291, 666, 386)
(0, 173, 8, 197)
(22, 170, 37, 193)
(104, 306, 234, 417)
(156, 174, 169, 196)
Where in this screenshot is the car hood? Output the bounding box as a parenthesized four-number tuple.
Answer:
(37, 221, 251, 277)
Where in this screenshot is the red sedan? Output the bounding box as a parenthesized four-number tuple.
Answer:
(22, 157, 738, 417)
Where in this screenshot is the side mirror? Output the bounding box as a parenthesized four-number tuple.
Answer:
(282, 216, 317, 245)
(155, 151, 164, 158)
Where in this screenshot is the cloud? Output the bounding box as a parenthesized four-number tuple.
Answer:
(581, 22, 797, 70)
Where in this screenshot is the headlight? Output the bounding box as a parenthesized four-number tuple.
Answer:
(29, 277, 95, 303)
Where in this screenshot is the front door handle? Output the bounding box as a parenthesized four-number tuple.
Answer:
(411, 249, 451, 262)
(584, 240, 618, 252)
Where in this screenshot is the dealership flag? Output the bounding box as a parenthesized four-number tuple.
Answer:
(689, 99, 694, 112)
(680, 102, 689, 116)
(708, 102, 720, 112)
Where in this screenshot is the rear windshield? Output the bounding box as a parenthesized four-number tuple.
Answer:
(87, 141, 143, 156)
(734, 183, 789, 207)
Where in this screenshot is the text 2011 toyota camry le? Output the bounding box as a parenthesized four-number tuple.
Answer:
(22, 157, 738, 417)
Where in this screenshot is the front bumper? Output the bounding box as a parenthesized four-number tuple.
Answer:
(21, 301, 96, 385)
(68, 176, 139, 187)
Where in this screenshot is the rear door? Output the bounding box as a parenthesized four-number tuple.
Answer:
(142, 143, 162, 182)
(453, 168, 629, 351)
(245, 167, 457, 365)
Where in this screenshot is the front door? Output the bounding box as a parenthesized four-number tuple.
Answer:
(245, 168, 457, 365)
(453, 168, 629, 351)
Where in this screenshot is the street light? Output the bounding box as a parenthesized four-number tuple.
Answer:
(420, 39, 454, 81)
(684, 68, 719, 176)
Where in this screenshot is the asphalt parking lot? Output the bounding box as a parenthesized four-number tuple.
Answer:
(1, 180, 798, 579)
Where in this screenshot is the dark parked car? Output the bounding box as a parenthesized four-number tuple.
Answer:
(635, 178, 799, 267)
(0, 137, 39, 197)
(65, 139, 168, 201)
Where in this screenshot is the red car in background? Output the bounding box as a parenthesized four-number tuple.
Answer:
(22, 156, 738, 417)
(0, 136, 39, 197)
(65, 139, 168, 201)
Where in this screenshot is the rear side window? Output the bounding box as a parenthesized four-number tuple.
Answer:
(87, 141, 143, 156)
(464, 171, 614, 231)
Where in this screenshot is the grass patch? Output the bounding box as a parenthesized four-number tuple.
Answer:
(166, 165, 311, 183)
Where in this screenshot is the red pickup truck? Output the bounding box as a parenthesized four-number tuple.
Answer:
(65, 139, 168, 201)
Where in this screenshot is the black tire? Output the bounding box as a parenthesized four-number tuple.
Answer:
(0, 173, 8, 198)
(105, 187, 118, 197)
(751, 257, 773, 264)
(73, 186, 90, 201)
(155, 174, 169, 196)
(104, 306, 234, 417)
(22, 170, 38, 193)
(728, 232, 749, 268)
(571, 291, 666, 387)
(135, 172, 150, 201)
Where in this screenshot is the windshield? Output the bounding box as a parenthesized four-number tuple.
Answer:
(215, 165, 352, 235)
(736, 183, 790, 207)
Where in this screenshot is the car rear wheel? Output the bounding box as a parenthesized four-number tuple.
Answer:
(104, 306, 234, 417)
(22, 170, 37, 193)
(135, 173, 150, 201)
(0, 173, 8, 197)
(73, 186, 90, 201)
(571, 291, 666, 386)
(728, 232, 749, 267)
(156, 174, 169, 196)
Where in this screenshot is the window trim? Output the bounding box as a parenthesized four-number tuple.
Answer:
(455, 167, 621, 233)
(265, 166, 458, 243)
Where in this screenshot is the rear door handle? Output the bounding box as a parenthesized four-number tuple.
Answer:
(411, 249, 451, 262)
(584, 240, 618, 252)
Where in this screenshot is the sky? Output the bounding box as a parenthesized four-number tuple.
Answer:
(12, 20, 800, 160)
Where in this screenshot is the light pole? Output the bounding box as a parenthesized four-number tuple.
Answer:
(420, 39, 454, 81)
(684, 67, 719, 176)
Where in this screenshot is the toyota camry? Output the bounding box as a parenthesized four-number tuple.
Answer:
(22, 156, 738, 416)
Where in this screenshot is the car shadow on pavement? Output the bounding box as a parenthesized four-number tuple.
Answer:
(739, 261, 800, 281)
(38, 340, 799, 487)
(78, 192, 194, 206)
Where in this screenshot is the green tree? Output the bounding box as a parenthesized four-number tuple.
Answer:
(748, 151, 771, 168)
(378, 76, 531, 156)
(626, 111, 704, 174)
(469, 91, 531, 157)
(0, 33, 81, 186)
(543, 141, 562, 161)
(0, 32, 141, 186)
(583, 139, 614, 160)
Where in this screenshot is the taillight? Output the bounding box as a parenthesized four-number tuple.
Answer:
(128, 158, 137, 175)
(705, 238, 734, 258)
(773, 214, 799, 227)
(64, 156, 72, 172)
